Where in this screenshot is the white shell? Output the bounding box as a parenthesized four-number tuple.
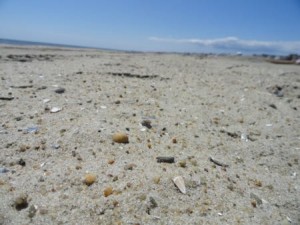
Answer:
(50, 107, 62, 113)
(172, 176, 186, 194)
(43, 99, 50, 103)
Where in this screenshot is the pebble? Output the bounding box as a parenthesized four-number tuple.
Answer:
(18, 159, 26, 166)
(28, 205, 37, 218)
(15, 194, 28, 210)
(141, 120, 152, 129)
(250, 192, 263, 205)
(54, 87, 65, 94)
(124, 163, 136, 170)
(112, 132, 129, 143)
(84, 173, 96, 186)
(103, 186, 113, 197)
(0, 167, 9, 174)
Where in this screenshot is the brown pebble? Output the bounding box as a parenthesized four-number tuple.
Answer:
(108, 159, 115, 165)
(112, 132, 129, 143)
(19, 144, 30, 152)
(124, 163, 136, 170)
(172, 137, 177, 144)
(178, 160, 187, 168)
(84, 173, 96, 186)
(254, 180, 262, 187)
(251, 200, 257, 208)
(153, 176, 161, 184)
(103, 186, 113, 197)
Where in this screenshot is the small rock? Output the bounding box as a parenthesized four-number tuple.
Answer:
(51, 144, 60, 149)
(84, 173, 96, 186)
(0, 167, 9, 174)
(103, 186, 113, 197)
(149, 197, 158, 208)
(28, 205, 37, 218)
(141, 120, 152, 129)
(152, 176, 161, 184)
(250, 193, 263, 205)
(112, 132, 129, 143)
(124, 163, 136, 170)
(178, 160, 187, 168)
(54, 87, 65, 94)
(18, 159, 26, 166)
(15, 194, 28, 210)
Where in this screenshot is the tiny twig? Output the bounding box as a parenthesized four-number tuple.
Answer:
(10, 85, 33, 89)
(209, 156, 229, 167)
(156, 157, 175, 163)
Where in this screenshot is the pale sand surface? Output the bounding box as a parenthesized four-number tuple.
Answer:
(0, 45, 299, 224)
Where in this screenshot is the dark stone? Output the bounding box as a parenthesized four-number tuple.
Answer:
(54, 88, 65, 94)
(141, 120, 152, 129)
(18, 159, 26, 166)
(15, 194, 28, 211)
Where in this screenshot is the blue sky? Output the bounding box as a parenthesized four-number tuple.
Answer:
(0, 0, 300, 54)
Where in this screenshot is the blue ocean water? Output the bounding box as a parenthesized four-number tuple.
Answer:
(0, 38, 90, 49)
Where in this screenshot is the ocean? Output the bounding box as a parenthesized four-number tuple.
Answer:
(0, 38, 92, 49)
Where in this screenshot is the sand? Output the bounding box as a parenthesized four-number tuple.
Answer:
(0, 45, 299, 225)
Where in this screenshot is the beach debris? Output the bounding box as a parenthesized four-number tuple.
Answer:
(10, 85, 33, 89)
(172, 137, 177, 143)
(108, 72, 159, 79)
(84, 173, 96, 186)
(267, 85, 284, 97)
(152, 176, 161, 184)
(103, 186, 113, 197)
(0, 96, 14, 101)
(54, 87, 65, 94)
(173, 176, 186, 194)
(28, 205, 37, 218)
(269, 103, 277, 109)
(209, 156, 229, 167)
(43, 99, 50, 103)
(250, 192, 263, 205)
(149, 196, 158, 208)
(156, 157, 175, 163)
(241, 133, 249, 142)
(100, 105, 107, 109)
(51, 144, 60, 149)
(141, 120, 152, 129)
(24, 126, 39, 133)
(178, 160, 187, 168)
(112, 132, 129, 143)
(18, 158, 26, 166)
(124, 163, 136, 170)
(14, 194, 29, 211)
(0, 167, 9, 174)
(50, 107, 62, 113)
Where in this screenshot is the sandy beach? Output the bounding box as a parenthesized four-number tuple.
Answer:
(0, 45, 299, 225)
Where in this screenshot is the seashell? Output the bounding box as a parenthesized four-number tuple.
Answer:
(50, 107, 62, 113)
(173, 176, 186, 194)
(112, 132, 129, 143)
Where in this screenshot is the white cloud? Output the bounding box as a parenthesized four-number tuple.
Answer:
(149, 36, 300, 54)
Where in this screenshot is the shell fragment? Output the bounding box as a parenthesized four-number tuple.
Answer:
(50, 107, 62, 113)
(173, 176, 186, 194)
